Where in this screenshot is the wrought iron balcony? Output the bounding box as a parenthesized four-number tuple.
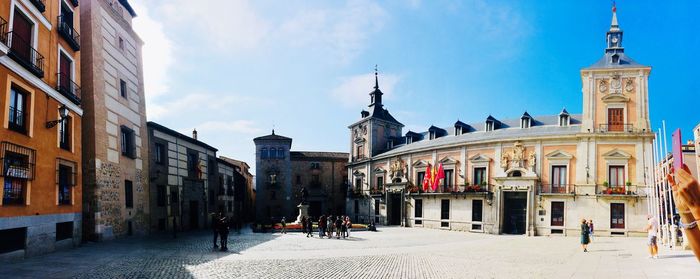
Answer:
(56, 73, 81, 105)
(351, 155, 368, 162)
(598, 123, 634, 133)
(29, 0, 46, 13)
(597, 185, 639, 196)
(370, 187, 384, 195)
(57, 16, 80, 51)
(539, 184, 575, 195)
(6, 31, 44, 78)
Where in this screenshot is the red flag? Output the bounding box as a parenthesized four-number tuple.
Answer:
(432, 163, 444, 192)
(422, 163, 432, 191)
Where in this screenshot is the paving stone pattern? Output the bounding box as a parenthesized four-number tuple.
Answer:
(0, 227, 697, 278)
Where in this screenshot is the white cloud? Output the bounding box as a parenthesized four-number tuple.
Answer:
(331, 72, 400, 107)
(278, 0, 387, 64)
(148, 93, 248, 120)
(190, 120, 263, 135)
(160, 0, 270, 51)
(131, 3, 173, 100)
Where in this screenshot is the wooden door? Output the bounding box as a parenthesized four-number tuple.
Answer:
(610, 203, 625, 229)
(551, 201, 564, 226)
(607, 108, 624, 131)
(11, 10, 33, 59)
(59, 53, 71, 88)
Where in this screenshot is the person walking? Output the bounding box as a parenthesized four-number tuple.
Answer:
(319, 215, 326, 238)
(306, 216, 314, 237)
(644, 215, 659, 259)
(212, 212, 221, 249)
(580, 218, 590, 252)
(301, 216, 308, 237)
(345, 216, 351, 237)
(335, 216, 343, 239)
(588, 219, 595, 242)
(281, 217, 287, 234)
(219, 215, 230, 251)
(327, 215, 334, 238)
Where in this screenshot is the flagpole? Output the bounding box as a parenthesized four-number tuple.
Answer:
(662, 121, 677, 248)
(652, 136, 662, 240)
(656, 129, 667, 245)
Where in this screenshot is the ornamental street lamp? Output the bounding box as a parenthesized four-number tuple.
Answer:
(46, 105, 69, 128)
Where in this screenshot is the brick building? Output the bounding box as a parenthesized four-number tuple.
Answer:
(0, 0, 83, 259)
(219, 156, 255, 222)
(80, 0, 148, 241)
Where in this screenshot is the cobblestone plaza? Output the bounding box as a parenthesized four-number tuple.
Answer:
(0, 227, 696, 278)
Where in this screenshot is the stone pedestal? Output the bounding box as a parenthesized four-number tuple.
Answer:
(294, 204, 309, 224)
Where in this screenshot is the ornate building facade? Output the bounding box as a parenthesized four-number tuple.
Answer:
(255, 131, 348, 222)
(0, 0, 83, 258)
(347, 7, 655, 236)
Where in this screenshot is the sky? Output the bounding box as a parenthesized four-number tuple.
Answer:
(131, 0, 699, 174)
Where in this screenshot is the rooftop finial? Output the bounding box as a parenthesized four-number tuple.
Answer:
(374, 64, 379, 90)
(610, 1, 619, 30)
(272, 124, 275, 135)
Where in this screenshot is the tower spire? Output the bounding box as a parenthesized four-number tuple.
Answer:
(369, 64, 383, 107)
(374, 64, 379, 90)
(610, 1, 619, 31)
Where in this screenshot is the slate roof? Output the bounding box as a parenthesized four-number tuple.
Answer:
(254, 131, 292, 142)
(372, 114, 582, 159)
(147, 121, 218, 152)
(290, 151, 349, 160)
(369, 104, 403, 126)
(585, 52, 647, 69)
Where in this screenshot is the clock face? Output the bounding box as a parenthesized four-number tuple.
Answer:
(611, 36, 619, 43)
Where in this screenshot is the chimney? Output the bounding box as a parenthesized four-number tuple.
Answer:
(192, 129, 198, 140)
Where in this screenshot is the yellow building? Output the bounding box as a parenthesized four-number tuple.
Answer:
(347, 7, 654, 236)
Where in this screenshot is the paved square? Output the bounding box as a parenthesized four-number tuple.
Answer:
(1, 227, 697, 278)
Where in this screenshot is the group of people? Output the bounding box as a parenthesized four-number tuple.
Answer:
(579, 219, 594, 252)
(212, 212, 231, 251)
(297, 215, 352, 239)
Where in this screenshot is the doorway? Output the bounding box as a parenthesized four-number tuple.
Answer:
(502, 192, 527, 234)
(309, 201, 322, 218)
(189, 201, 199, 229)
(388, 193, 401, 225)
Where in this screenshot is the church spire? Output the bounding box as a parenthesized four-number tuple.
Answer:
(605, 2, 624, 55)
(369, 64, 383, 107)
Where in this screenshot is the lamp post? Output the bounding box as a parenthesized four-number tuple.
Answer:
(46, 105, 69, 128)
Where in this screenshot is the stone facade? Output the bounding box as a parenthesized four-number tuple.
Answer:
(347, 8, 655, 237)
(219, 156, 255, 222)
(80, 0, 148, 241)
(290, 152, 348, 219)
(0, 0, 83, 259)
(254, 131, 292, 222)
(147, 122, 217, 234)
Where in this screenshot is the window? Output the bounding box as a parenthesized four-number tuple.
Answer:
(355, 178, 362, 191)
(118, 36, 125, 50)
(57, 162, 74, 205)
(3, 147, 34, 205)
(3, 176, 26, 205)
(58, 116, 72, 151)
(119, 79, 127, 98)
(611, 54, 619, 64)
(125, 180, 133, 208)
(187, 152, 198, 178)
(609, 165, 625, 186)
(551, 201, 564, 227)
(8, 86, 28, 134)
(354, 200, 359, 214)
(55, 222, 73, 241)
(269, 148, 276, 159)
(154, 143, 164, 164)
(261, 148, 268, 159)
(551, 165, 567, 192)
(485, 121, 494, 132)
(0, 227, 26, 253)
(607, 108, 624, 132)
(521, 118, 530, 129)
(157, 185, 166, 207)
(472, 200, 483, 222)
(441, 199, 450, 227)
(120, 126, 135, 159)
(376, 176, 384, 190)
(277, 148, 284, 159)
(559, 115, 569, 127)
(311, 174, 320, 186)
(356, 145, 364, 159)
(170, 190, 178, 204)
(455, 127, 462, 136)
(310, 162, 320, 169)
(442, 169, 454, 191)
(417, 171, 425, 186)
(611, 203, 625, 229)
(414, 199, 423, 225)
(473, 167, 486, 186)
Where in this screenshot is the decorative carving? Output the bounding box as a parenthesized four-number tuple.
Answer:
(610, 74, 622, 94)
(500, 153, 509, 171)
(512, 141, 525, 166)
(624, 79, 634, 92)
(389, 158, 406, 180)
(528, 151, 536, 172)
(598, 80, 608, 93)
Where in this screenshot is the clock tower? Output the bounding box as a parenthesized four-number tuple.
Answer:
(606, 5, 623, 54)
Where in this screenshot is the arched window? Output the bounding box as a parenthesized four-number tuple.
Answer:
(261, 148, 268, 159)
(269, 148, 276, 159)
(277, 148, 284, 159)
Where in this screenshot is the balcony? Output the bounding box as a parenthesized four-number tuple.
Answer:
(29, 0, 46, 13)
(539, 184, 575, 195)
(57, 16, 80, 51)
(6, 32, 45, 78)
(370, 187, 384, 195)
(598, 123, 634, 133)
(0, 17, 8, 55)
(56, 73, 81, 105)
(351, 155, 368, 162)
(597, 185, 640, 196)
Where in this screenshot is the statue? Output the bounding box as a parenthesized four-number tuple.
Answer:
(512, 141, 526, 168)
(269, 173, 277, 184)
(389, 158, 405, 181)
(500, 153, 509, 171)
(300, 187, 309, 205)
(528, 151, 536, 172)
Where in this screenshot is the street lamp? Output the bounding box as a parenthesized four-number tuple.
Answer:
(46, 105, 70, 128)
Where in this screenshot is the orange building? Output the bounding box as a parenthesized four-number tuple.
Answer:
(0, 0, 82, 259)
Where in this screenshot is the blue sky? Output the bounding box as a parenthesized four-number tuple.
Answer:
(131, 0, 699, 172)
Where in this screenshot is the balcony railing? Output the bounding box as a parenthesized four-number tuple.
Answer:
(370, 187, 384, 195)
(598, 123, 634, 133)
(351, 155, 368, 162)
(29, 0, 46, 13)
(8, 106, 26, 133)
(56, 73, 81, 105)
(57, 16, 80, 51)
(6, 31, 45, 78)
(597, 185, 639, 196)
(539, 184, 575, 194)
(0, 16, 7, 47)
